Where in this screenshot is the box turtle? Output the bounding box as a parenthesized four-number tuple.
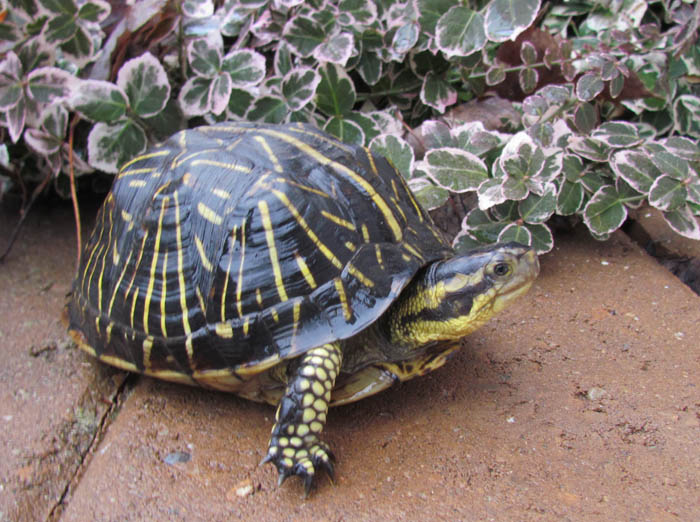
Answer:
(66, 122, 539, 493)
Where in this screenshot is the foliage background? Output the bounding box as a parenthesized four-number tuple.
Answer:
(1, 0, 699, 253)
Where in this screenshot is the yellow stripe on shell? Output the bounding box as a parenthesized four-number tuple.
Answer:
(212, 188, 231, 199)
(119, 150, 170, 173)
(273, 177, 329, 198)
(117, 167, 157, 177)
(364, 147, 379, 176)
(320, 210, 356, 231)
(190, 158, 252, 173)
(294, 253, 317, 289)
(254, 128, 403, 241)
(258, 199, 289, 302)
(347, 262, 374, 288)
(194, 235, 214, 272)
(197, 201, 223, 225)
(236, 219, 247, 318)
(221, 225, 236, 322)
(334, 278, 352, 320)
(143, 336, 154, 371)
(128, 179, 147, 188)
(96, 204, 114, 311)
(108, 249, 133, 316)
(160, 251, 168, 337)
(254, 135, 284, 172)
(216, 322, 233, 338)
(129, 286, 140, 330)
(174, 192, 192, 335)
(143, 195, 169, 335)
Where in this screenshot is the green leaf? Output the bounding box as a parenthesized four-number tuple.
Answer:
(40, 0, 78, 14)
(575, 72, 604, 102)
(181, 0, 214, 18)
(420, 72, 456, 113)
(392, 23, 419, 55)
(609, 149, 660, 193)
(574, 102, 596, 134)
(500, 132, 545, 180)
(485, 66, 506, 86)
(177, 76, 212, 117)
(592, 121, 643, 148)
(78, 1, 110, 22)
(26, 67, 75, 104)
(557, 179, 584, 215)
(526, 223, 554, 253)
(673, 94, 700, 138)
(582, 185, 627, 235)
(485, 0, 540, 42)
(345, 112, 380, 143)
(661, 137, 700, 162)
(477, 177, 506, 210)
(562, 154, 584, 183)
(70, 80, 127, 122)
(187, 38, 221, 77)
(87, 119, 147, 173)
(222, 49, 266, 88)
(498, 223, 532, 245)
(436, 6, 486, 58)
(339, 0, 378, 25)
(314, 31, 354, 66)
(46, 14, 77, 43)
(501, 175, 529, 200)
(316, 63, 355, 117)
(417, 0, 454, 35)
(227, 88, 254, 117)
(282, 67, 321, 111)
(649, 175, 686, 211)
(648, 150, 690, 181)
(424, 147, 488, 192)
(663, 205, 700, 240)
(356, 52, 383, 86)
(518, 183, 557, 224)
(246, 96, 287, 123)
(568, 136, 611, 162)
(283, 15, 326, 58)
(369, 134, 414, 179)
(519, 67, 538, 94)
(116, 53, 170, 118)
(411, 179, 450, 210)
(210, 72, 232, 115)
(324, 117, 364, 146)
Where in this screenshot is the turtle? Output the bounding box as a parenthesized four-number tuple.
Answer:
(66, 122, 539, 493)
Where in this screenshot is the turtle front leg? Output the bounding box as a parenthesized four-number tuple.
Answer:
(262, 342, 342, 493)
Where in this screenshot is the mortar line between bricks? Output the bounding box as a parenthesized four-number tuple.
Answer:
(46, 374, 137, 522)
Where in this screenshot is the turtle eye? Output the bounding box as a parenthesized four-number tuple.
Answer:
(492, 262, 511, 277)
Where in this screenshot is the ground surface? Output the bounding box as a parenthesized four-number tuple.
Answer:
(1, 203, 698, 521)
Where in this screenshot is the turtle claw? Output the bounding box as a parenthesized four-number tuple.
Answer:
(263, 440, 335, 495)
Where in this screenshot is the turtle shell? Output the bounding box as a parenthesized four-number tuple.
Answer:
(67, 122, 452, 393)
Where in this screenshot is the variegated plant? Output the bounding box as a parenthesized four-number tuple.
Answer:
(0, 0, 698, 253)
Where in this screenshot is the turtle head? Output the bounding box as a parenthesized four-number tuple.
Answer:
(390, 242, 539, 347)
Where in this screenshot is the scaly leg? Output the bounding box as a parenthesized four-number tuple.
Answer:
(262, 342, 342, 493)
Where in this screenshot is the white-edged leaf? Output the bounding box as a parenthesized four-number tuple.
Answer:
(610, 149, 660, 193)
(316, 63, 355, 117)
(663, 205, 700, 240)
(477, 177, 506, 210)
(410, 178, 450, 210)
(116, 52, 170, 118)
(369, 134, 414, 179)
(0, 52, 22, 110)
(648, 150, 690, 181)
(26, 66, 76, 104)
(576, 72, 604, 102)
(582, 185, 628, 235)
(24, 128, 60, 155)
(283, 15, 326, 58)
(485, 0, 540, 42)
(498, 222, 532, 246)
(339, 0, 378, 25)
(673, 94, 700, 138)
(222, 49, 266, 88)
(246, 96, 287, 123)
(436, 6, 486, 58)
(557, 179, 584, 215)
(357, 51, 383, 86)
(181, 0, 214, 18)
(592, 121, 643, 148)
(178, 76, 212, 117)
(313, 32, 354, 66)
(423, 147, 488, 192)
(500, 132, 545, 180)
(70, 80, 128, 122)
(518, 182, 557, 223)
(282, 67, 321, 111)
(210, 72, 232, 115)
(187, 37, 221, 77)
(526, 223, 554, 253)
(6, 96, 26, 143)
(324, 117, 364, 146)
(87, 120, 147, 173)
(648, 175, 686, 211)
(660, 136, 700, 162)
(568, 136, 611, 162)
(420, 72, 457, 113)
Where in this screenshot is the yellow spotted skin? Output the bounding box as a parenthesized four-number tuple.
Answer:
(262, 343, 342, 493)
(66, 122, 539, 494)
